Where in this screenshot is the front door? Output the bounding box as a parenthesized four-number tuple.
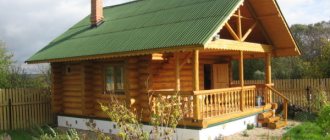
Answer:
(212, 64, 229, 88)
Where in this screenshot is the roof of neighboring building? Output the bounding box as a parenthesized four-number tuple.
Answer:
(27, 0, 299, 63)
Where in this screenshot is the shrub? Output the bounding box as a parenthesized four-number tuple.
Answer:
(99, 96, 149, 140)
(283, 122, 325, 140)
(247, 124, 255, 130)
(39, 127, 81, 140)
(311, 88, 328, 112)
(149, 93, 184, 139)
(316, 105, 330, 135)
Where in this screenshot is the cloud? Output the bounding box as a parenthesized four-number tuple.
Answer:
(277, 0, 330, 25)
(0, 0, 130, 64)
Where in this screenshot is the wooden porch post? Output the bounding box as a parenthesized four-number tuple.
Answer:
(175, 53, 181, 91)
(239, 51, 245, 111)
(265, 53, 272, 84)
(193, 50, 200, 120)
(265, 53, 272, 102)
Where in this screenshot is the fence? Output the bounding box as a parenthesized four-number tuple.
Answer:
(233, 78, 330, 109)
(0, 88, 54, 130)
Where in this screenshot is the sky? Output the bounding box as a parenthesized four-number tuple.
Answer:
(0, 0, 329, 71)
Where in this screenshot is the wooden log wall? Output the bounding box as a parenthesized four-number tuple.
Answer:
(51, 63, 63, 113)
(137, 56, 152, 121)
(126, 57, 140, 113)
(51, 56, 152, 120)
(50, 53, 232, 121)
(61, 63, 84, 115)
(151, 53, 230, 91)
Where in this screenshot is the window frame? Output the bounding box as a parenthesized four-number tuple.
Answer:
(103, 63, 125, 95)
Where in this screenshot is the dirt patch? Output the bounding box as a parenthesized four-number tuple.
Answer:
(224, 120, 301, 140)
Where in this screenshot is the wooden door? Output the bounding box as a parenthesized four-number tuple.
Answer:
(212, 64, 229, 89)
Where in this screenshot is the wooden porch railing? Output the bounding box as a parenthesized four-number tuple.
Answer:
(193, 86, 257, 119)
(150, 86, 259, 120)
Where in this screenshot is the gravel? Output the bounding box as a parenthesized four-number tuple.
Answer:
(224, 120, 301, 140)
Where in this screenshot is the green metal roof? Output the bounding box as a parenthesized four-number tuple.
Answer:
(27, 0, 243, 63)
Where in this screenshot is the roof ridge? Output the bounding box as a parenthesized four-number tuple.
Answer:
(104, 0, 139, 9)
(69, 0, 218, 30)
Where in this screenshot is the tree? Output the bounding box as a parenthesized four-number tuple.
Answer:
(0, 40, 14, 88)
(0, 40, 50, 88)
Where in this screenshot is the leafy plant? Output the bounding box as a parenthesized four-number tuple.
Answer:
(99, 96, 149, 140)
(39, 127, 81, 140)
(86, 119, 112, 140)
(316, 105, 330, 135)
(311, 88, 328, 112)
(247, 123, 255, 130)
(149, 92, 184, 140)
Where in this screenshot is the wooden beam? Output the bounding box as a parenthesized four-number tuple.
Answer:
(239, 51, 244, 87)
(232, 14, 253, 20)
(239, 51, 244, 111)
(265, 53, 271, 84)
(265, 53, 272, 103)
(175, 53, 180, 91)
(237, 9, 242, 40)
(242, 23, 257, 41)
(245, 1, 273, 46)
(193, 50, 200, 91)
(225, 23, 240, 41)
(193, 50, 200, 120)
(205, 39, 273, 53)
(151, 53, 164, 60)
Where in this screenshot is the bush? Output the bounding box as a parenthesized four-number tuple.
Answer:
(283, 122, 326, 140)
(311, 88, 328, 112)
(317, 105, 330, 135)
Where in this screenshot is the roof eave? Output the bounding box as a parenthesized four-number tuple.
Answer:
(26, 45, 204, 64)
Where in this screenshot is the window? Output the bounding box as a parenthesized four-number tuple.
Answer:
(105, 65, 124, 94)
(65, 65, 72, 75)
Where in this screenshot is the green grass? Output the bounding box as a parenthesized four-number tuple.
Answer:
(283, 122, 328, 140)
(0, 130, 37, 140)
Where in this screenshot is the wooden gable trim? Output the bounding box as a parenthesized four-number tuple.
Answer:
(245, 1, 273, 46)
(272, 0, 301, 55)
(205, 39, 272, 53)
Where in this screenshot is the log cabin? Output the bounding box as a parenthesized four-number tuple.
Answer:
(27, 0, 300, 139)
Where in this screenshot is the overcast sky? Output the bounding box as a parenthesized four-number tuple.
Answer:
(0, 0, 329, 71)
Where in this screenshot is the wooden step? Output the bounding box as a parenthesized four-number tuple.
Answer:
(258, 111, 273, 119)
(268, 120, 287, 129)
(264, 116, 281, 123)
(271, 103, 278, 110)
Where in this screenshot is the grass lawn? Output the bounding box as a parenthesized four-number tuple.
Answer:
(0, 130, 37, 140)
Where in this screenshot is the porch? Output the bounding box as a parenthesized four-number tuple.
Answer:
(148, 49, 289, 128)
(150, 84, 288, 128)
